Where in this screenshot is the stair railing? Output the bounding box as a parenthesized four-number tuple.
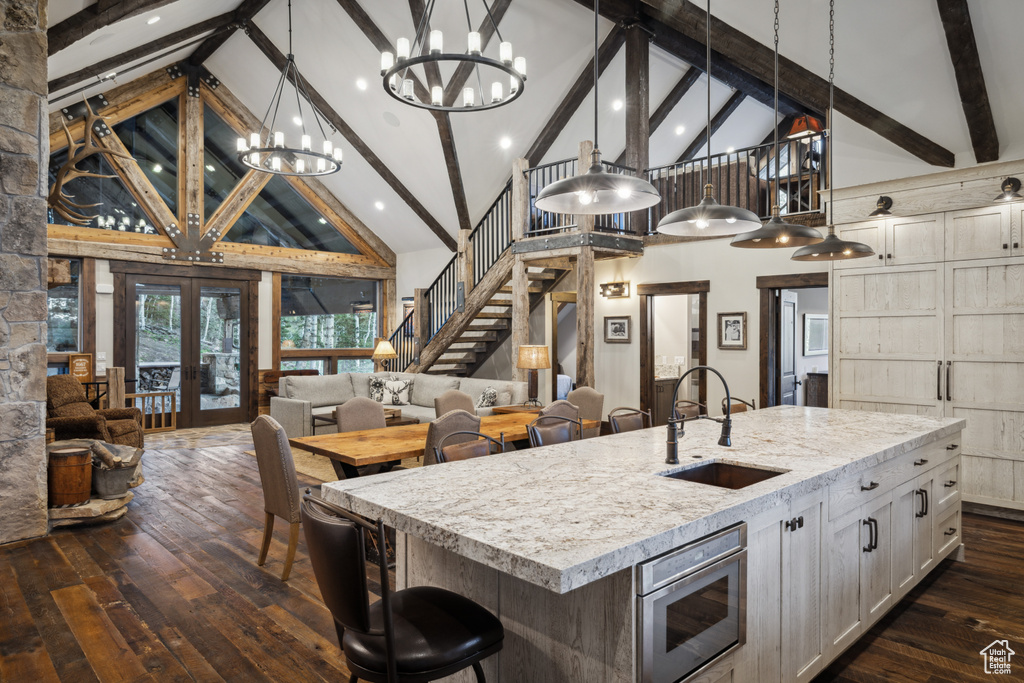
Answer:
(469, 178, 513, 286)
(386, 310, 417, 373)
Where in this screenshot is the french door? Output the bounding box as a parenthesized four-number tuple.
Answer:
(125, 274, 250, 427)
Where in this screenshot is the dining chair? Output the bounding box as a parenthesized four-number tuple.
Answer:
(434, 389, 475, 418)
(567, 386, 604, 438)
(434, 431, 506, 464)
(674, 399, 706, 421)
(337, 397, 387, 432)
(722, 397, 756, 414)
(423, 410, 481, 466)
(527, 414, 583, 448)
(301, 495, 504, 683)
(538, 399, 579, 422)
(608, 407, 652, 433)
(250, 415, 313, 581)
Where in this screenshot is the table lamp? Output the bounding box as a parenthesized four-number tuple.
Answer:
(516, 345, 550, 407)
(372, 339, 398, 372)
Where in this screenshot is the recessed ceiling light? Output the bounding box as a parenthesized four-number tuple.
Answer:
(152, 164, 163, 173)
(205, 164, 214, 172)
(612, 99, 623, 111)
(292, 116, 302, 126)
(105, 72, 117, 80)
(499, 137, 512, 149)
(726, 146, 735, 153)
(318, 217, 327, 224)
(356, 78, 368, 90)
(147, 16, 161, 25)
(674, 125, 685, 136)
(375, 201, 385, 211)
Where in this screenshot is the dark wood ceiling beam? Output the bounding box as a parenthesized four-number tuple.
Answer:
(615, 65, 701, 165)
(635, 0, 955, 167)
(48, 12, 233, 94)
(187, 0, 273, 66)
(936, 0, 998, 163)
(624, 24, 650, 175)
(48, 0, 182, 56)
(677, 90, 745, 163)
(525, 26, 625, 167)
(246, 22, 457, 251)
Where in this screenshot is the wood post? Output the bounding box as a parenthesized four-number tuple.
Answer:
(458, 230, 474, 296)
(577, 141, 595, 234)
(575, 249, 595, 388)
(382, 278, 396, 337)
(106, 367, 126, 409)
(625, 25, 650, 234)
(180, 88, 204, 234)
(511, 257, 530, 383)
(414, 288, 430, 359)
(511, 157, 529, 240)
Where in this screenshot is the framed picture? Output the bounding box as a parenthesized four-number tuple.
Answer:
(68, 353, 93, 382)
(717, 312, 747, 350)
(604, 316, 631, 343)
(803, 313, 829, 356)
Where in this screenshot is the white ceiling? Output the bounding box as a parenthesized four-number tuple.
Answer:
(46, 0, 1024, 254)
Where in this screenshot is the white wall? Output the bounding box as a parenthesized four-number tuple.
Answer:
(95, 260, 114, 376)
(258, 271, 273, 369)
(594, 239, 827, 417)
(396, 246, 455, 303)
(787, 287, 828, 407)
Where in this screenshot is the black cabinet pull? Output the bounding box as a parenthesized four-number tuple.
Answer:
(915, 488, 929, 518)
(944, 480, 957, 488)
(944, 527, 957, 536)
(936, 360, 942, 400)
(863, 519, 874, 552)
(946, 361, 952, 402)
(861, 481, 880, 491)
(878, 254, 884, 260)
(914, 459, 929, 466)
(797, 516, 804, 529)
(946, 444, 958, 450)
(887, 253, 893, 259)
(785, 519, 794, 531)
(1015, 242, 1020, 249)
(1003, 243, 1009, 250)
(870, 518, 879, 550)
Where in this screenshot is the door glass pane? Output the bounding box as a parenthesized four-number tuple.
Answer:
(135, 283, 183, 410)
(199, 286, 242, 411)
(47, 259, 81, 352)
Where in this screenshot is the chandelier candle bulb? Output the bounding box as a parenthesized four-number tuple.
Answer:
(236, 137, 247, 152)
(430, 30, 443, 54)
(468, 31, 481, 54)
(514, 56, 526, 77)
(295, 158, 305, 174)
(249, 132, 260, 149)
(463, 87, 475, 107)
(432, 85, 443, 106)
(499, 41, 513, 63)
(273, 131, 284, 147)
(333, 147, 343, 163)
(322, 140, 333, 157)
(491, 82, 503, 102)
(401, 79, 414, 99)
(381, 51, 394, 72)
(397, 37, 410, 60)
(301, 134, 311, 151)
(271, 156, 281, 171)
(317, 157, 326, 173)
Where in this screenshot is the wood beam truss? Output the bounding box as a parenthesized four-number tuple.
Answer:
(188, 0, 273, 66)
(677, 90, 746, 163)
(48, 0, 183, 56)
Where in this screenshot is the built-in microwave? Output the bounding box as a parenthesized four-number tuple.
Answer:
(636, 523, 747, 683)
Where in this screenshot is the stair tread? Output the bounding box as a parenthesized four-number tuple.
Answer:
(484, 299, 513, 307)
(474, 311, 512, 319)
(498, 286, 543, 294)
(527, 272, 557, 280)
(468, 321, 509, 330)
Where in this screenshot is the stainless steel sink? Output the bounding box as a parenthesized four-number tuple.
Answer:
(660, 462, 786, 489)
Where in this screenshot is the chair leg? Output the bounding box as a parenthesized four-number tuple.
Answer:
(257, 512, 274, 566)
(281, 522, 300, 581)
(472, 661, 486, 682)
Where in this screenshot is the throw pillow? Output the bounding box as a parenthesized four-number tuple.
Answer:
(369, 375, 388, 403)
(476, 386, 499, 408)
(383, 378, 414, 405)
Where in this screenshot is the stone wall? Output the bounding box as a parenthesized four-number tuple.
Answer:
(0, 0, 49, 544)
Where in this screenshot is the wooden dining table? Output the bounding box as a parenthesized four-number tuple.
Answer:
(289, 412, 599, 479)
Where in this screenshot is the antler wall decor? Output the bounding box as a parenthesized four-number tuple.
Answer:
(47, 98, 134, 226)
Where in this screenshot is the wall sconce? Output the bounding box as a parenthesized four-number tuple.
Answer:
(868, 196, 893, 217)
(600, 281, 630, 298)
(994, 177, 1022, 203)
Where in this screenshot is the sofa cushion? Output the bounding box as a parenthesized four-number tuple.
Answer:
(369, 376, 387, 402)
(460, 378, 522, 407)
(410, 374, 461, 407)
(382, 378, 414, 406)
(350, 372, 372, 397)
(280, 374, 355, 408)
(476, 387, 498, 408)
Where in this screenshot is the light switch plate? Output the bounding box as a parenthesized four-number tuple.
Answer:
(96, 283, 114, 294)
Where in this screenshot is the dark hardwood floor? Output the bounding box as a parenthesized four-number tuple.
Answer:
(1, 440, 1021, 682)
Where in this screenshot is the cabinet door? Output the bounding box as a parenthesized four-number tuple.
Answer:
(945, 206, 1012, 261)
(1013, 203, 1024, 256)
(913, 471, 937, 576)
(887, 214, 944, 266)
(861, 495, 894, 624)
(823, 505, 866, 659)
(782, 490, 825, 683)
(944, 258, 1024, 509)
(891, 478, 918, 599)
(833, 220, 885, 270)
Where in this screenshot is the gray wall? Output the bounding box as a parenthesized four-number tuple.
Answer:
(0, 0, 49, 544)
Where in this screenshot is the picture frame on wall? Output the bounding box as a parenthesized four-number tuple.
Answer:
(803, 313, 829, 356)
(604, 316, 631, 343)
(717, 312, 747, 350)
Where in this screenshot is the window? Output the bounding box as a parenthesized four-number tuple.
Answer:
(337, 358, 374, 374)
(280, 276, 378, 350)
(47, 259, 81, 352)
(113, 97, 180, 215)
(203, 104, 250, 220)
(47, 148, 159, 233)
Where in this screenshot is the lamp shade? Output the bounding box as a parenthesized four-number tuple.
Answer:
(657, 184, 761, 237)
(730, 206, 824, 248)
(791, 232, 875, 261)
(787, 115, 825, 140)
(371, 339, 398, 361)
(534, 162, 661, 215)
(516, 345, 550, 370)
(994, 177, 1022, 203)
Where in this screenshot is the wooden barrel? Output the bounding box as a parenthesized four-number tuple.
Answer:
(48, 448, 93, 506)
(45, 428, 55, 444)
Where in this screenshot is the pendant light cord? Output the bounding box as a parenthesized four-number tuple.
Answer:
(593, 0, 600, 155)
(773, 0, 780, 185)
(705, 0, 711, 180)
(827, 0, 835, 233)
(287, 0, 293, 55)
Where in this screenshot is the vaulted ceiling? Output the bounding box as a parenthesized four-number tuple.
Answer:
(47, 0, 1024, 254)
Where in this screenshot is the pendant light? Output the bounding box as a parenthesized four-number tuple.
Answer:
(533, 0, 660, 215)
(656, 0, 760, 236)
(380, 0, 526, 112)
(994, 177, 1022, 203)
(787, 115, 824, 140)
(237, 0, 342, 176)
(791, 0, 874, 262)
(731, 0, 822, 249)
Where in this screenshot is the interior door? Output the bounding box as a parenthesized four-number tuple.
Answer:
(126, 274, 250, 427)
(780, 292, 797, 405)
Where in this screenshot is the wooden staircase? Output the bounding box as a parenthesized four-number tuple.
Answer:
(424, 266, 570, 376)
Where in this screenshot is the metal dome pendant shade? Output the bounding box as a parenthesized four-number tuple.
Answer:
(790, 0, 873, 262)
(732, 0, 822, 249)
(657, 0, 757, 237)
(533, 0, 660, 215)
(237, 0, 342, 177)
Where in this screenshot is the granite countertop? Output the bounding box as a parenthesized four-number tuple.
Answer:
(322, 406, 964, 594)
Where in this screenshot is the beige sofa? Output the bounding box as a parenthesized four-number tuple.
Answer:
(270, 372, 529, 437)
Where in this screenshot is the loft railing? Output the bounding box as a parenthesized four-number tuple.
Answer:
(469, 178, 513, 285)
(594, 160, 636, 235)
(647, 133, 826, 234)
(425, 255, 461, 339)
(387, 310, 417, 372)
(525, 158, 578, 236)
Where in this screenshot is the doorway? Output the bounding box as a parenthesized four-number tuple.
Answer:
(757, 273, 829, 409)
(114, 266, 255, 428)
(549, 291, 576, 401)
(639, 281, 709, 426)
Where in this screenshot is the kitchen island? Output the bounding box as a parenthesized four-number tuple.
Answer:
(322, 406, 965, 682)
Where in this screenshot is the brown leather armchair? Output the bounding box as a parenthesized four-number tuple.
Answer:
(46, 375, 145, 448)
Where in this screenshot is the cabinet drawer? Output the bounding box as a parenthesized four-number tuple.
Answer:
(934, 458, 960, 512)
(935, 508, 961, 558)
(829, 435, 961, 520)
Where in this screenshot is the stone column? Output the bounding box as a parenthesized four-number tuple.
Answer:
(0, 0, 50, 544)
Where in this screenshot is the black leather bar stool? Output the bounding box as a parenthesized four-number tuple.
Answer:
(434, 431, 506, 464)
(300, 494, 504, 683)
(526, 414, 583, 447)
(608, 407, 652, 433)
